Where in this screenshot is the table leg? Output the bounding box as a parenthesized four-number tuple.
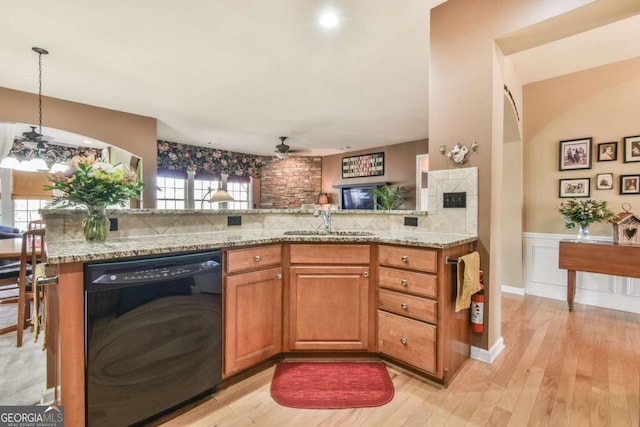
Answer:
(567, 270, 576, 312)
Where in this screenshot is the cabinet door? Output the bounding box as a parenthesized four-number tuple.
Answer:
(289, 266, 369, 350)
(225, 267, 282, 376)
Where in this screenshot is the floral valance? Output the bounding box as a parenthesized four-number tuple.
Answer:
(157, 140, 264, 178)
(8, 139, 105, 167)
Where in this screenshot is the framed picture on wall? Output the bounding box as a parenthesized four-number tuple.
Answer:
(596, 173, 614, 190)
(620, 175, 640, 194)
(597, 142, 617, 161)
(559, 178, 590, 198)
(342, 152, 385, 178)
(559, 137, 592, 171)
(623, 135, 640, 163)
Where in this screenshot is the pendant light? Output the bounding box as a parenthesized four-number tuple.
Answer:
(1, 47, 52, 171)
(30, 47, 50, 171)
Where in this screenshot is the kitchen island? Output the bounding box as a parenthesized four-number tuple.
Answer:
(43, 209, 477, 426)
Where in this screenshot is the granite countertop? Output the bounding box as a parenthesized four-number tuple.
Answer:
(45, 230, 478, 264)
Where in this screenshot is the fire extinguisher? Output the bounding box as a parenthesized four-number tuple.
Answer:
(470, 271, 484, 333)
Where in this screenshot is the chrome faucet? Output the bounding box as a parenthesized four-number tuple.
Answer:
(313, 206, 332, 233)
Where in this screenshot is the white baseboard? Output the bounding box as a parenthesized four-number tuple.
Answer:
(502, 285, 525, 296)
(470, 336, 505, 364)
(471, 337, 504, 364)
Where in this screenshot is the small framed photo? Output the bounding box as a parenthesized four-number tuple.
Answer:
(623, 135, 640, 163)
(620, 175, 640, 194)
(596, 173, 614, 190)
(559, 137, 592, 171)
(559, 178, 590, 198)
(597, 142, 617, 162)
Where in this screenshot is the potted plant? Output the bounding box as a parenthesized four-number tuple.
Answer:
(44, 155, 144, 242)
(558, 199, 616, 240)
(371, 184, 408, 210)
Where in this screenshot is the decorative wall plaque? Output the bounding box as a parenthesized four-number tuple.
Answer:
(342, 152, 384, 178)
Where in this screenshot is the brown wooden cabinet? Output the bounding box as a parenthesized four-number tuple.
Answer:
(224, 245, 282, 376)
(377, 243, 473, 385)
(287, 244, 372, 351)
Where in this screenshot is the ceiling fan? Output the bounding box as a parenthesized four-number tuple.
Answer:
(20, 125, 53, 144)
(274, 136, 298, 159)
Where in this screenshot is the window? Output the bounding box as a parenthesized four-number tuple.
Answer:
(156, 176, 186, 209)
(156, 173, 251, 210)
(195, 177, 221, 210)
(227, 180, 250, 209)
(13, 199, 49, 232)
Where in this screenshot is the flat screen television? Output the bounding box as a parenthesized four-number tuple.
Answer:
(340, 186, 379, 210)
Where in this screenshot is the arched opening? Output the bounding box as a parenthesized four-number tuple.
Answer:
(500, 94, 523, 290)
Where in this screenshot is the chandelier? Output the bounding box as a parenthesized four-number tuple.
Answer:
(0, 47, 53, 172)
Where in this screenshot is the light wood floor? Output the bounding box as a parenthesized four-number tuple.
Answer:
(158, 294, 640, 426)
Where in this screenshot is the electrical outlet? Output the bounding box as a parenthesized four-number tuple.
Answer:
(228, 216, 242, 226)
(443, 192, 466, 208)
(404, 217, 418, 227)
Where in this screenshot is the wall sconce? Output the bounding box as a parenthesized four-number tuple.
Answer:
(439, 140, 479, 164)
(318, 193, 329, 205)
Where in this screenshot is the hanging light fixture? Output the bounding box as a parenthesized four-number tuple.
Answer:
(29, 47, 50, 171)
(0, 47, 51, 171)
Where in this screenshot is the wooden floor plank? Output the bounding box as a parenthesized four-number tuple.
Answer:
(155, 295, 640, 427)
(507, 366, 545, 426)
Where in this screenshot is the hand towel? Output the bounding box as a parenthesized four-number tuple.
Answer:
(455, 251, 482, 312)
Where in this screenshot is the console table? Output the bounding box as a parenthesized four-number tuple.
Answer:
(558, 241, 640, 311)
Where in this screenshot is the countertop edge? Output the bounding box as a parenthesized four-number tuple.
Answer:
(46, 232, 478, 264)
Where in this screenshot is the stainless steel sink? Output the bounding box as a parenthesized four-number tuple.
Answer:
(283, 230, 375, 236)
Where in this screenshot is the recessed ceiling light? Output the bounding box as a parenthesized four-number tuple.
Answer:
(340, 146, 351, 150)
(83, 140, 93, 144)
(319, 12, 339, 28)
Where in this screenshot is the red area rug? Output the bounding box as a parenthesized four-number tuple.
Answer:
(270, 361, 394, 409)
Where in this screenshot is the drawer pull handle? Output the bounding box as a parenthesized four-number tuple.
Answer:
(401, 303, 408, 310)
(254, 255, 261, 262)
(276, 273, 282, 279)
(363, 271, 369, 278)
(401, 279, 408, 286)
(400, 337, 408, 345)
(401, 256, 408, 263)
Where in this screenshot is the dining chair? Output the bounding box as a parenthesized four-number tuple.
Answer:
(28, 219, 46, 230)
(0, 262, 22, 306)
(16, 229, 47, 347)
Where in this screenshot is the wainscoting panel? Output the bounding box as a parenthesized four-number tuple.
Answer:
(524, 233, 640, 314)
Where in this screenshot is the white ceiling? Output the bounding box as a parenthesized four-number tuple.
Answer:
(0, 1, 637, 156)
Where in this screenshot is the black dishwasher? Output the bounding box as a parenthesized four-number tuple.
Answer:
(84, 250, 222, 427)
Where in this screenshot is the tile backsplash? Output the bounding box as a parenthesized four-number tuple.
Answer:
(43, 167, 478, 241)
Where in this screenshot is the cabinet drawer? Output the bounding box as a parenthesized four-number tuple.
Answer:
(378, 267, 437, 298)
(290, 244, 370, 264)
(378, 289, 436, 324)
(377, 310, 436, 373)
(226, 244, 282, 273)
(378, 245, 437, 273)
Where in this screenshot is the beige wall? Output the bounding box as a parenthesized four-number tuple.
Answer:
(321, 139, 429, 210)
(0, 87, 158, 207)
(428, 0, 608, 350)
(524, 57, 640, 237)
